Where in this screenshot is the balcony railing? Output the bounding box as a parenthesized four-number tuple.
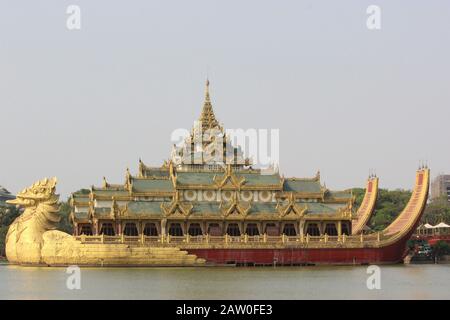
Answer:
(75, 232, 387, 247)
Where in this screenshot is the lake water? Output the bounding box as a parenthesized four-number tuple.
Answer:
(0, 263, 449, 299)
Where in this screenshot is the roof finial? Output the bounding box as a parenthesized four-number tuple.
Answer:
(198, 78, 220, 132)
(205, 78, 210, 103)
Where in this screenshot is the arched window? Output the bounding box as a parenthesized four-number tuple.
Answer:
(100, 223, 115, 236)
(324, 223, 338, 236)
(341, 222, 350, 236)
(265, 223, 279, 236)
(123, 223, 139, 236)
(245, 223, 259, 236)
(79, 225, 93, 235)
(143, 223, 158, 236)
(188, 223, 203, 236)
(306, 223, 320, 236)
(207, 223, 222, 236)
(168, 223, 183, 236)
(283, 223, 297, 236)
(226, 223, 241, 236)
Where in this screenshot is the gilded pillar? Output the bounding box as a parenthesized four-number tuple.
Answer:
(117, 221, 122, 235)
(299, 220, 305, 237)
(161, 218, 167, 236)
(94, 221, 99, 235)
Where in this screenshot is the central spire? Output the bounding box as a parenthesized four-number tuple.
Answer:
(199, 79, 220, 132)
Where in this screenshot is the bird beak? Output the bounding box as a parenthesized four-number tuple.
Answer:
(6, 198, 21, 205)
(6, 197, 31, 207)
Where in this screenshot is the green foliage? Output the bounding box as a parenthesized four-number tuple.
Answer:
(0, 206, 20, 257)
(352, 188, 412, 232)
(422, 196, 450, 225)
(352, 188, 365, 208)
(58, 201, 73, 234)
(73, 189, 90, 195)
(432, 240, 450, 258)
(370, 189, 412, 231)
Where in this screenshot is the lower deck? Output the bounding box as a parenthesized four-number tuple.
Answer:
(72, 231, 409, 265)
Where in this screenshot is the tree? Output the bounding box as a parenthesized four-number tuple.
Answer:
(352, 188, 412, 231)
(432, 241, 450, 261)
(422, 196, 450, 225)
(0, 205, 20, 257)
(58, 201, 73, 234)
(352, 188, 365, 207)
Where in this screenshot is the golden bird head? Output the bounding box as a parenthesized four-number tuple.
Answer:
(7, 177, 59, 208)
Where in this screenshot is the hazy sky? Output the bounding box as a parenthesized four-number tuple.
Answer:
(1, 1, 449, 199)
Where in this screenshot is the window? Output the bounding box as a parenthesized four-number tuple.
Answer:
(306, 223, 320, 236)
(100, 223, 115, 236)
(265, 223, 279, 236)
(226, 223, 241, 236)
(283, 223, 297, 236)
(123, 223, 139, 236)
(341, 223, 350, 236)
(208, 223, 222, 236)
(245, 223, 259, 236)
(168, 223, 183, 236)
(324, 223, 338, 236)
(79, 225, 92, 235)
(143, 223, 158, 236)
(188, 223, 203, 236)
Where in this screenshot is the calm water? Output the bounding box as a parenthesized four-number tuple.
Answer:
(0, 263, 449, 299)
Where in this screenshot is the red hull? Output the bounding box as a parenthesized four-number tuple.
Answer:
(188, 169, 429, 266)
(188, 236, 411, 265)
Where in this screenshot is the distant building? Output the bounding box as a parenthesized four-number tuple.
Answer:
(431, 175, 450, 202)
(0, 186, 15, 206)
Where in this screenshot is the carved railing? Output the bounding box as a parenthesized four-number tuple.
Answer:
(75, 232, 388, 247)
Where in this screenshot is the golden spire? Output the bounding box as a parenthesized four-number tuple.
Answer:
(199, 79, 220, 132)
(205, 78, 211, 103)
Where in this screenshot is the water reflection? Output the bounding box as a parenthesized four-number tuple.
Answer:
(0, 264, 449, 300)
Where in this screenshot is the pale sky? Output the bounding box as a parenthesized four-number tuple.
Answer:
(1, 0, 449, 199)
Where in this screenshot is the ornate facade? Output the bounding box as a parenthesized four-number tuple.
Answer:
(70, 81, 355, 239)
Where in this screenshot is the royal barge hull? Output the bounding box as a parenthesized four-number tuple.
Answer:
(187, 169, 428, 266)
(5, 169, 429, 267)
(187, 234, 412, 266)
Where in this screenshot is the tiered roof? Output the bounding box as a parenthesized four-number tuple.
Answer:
(70, 81, 355, 224)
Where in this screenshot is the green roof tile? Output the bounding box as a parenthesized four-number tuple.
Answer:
(176, 172, 216, 185)
(127, 201, 163, 215)
(94, 207, 111, 216)
(93, 189, 130, 197)
(305, 203, 340, 214)
(283, 179, 322, 193)
(143, 168, 170, 178)
(327, 190, 352, 199)
(131, 178, 174, 192)
(191, 202, 222, 215)
(73, 212, 89, 220)
(239, 173, 281, 186)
